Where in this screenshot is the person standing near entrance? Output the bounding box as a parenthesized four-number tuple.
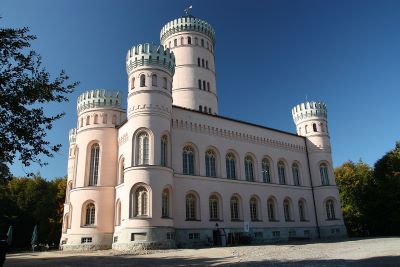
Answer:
(0, 235, 8, 267)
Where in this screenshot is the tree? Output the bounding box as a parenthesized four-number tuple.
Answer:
(369, 142, 400, 235)
(335, 160, 374, 236)
(0, 25, 78, 178)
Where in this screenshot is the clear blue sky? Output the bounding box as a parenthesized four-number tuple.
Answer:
(3, 0, 400, 179)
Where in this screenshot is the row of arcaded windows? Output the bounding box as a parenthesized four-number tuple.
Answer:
(130, 74, 169, 90)
(198, 105, 212, 114)
(168, 36, 213, 52)
(79, 114, 117, 128)
(180, 145, 331, 186)
(298, 122, 326, 135)
(198, 79, 211, 91)
(197, 57, 209, 69)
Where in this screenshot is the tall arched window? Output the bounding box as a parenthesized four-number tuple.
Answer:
(292, 163, 300, 186)
(94, 114, 98, 124)
(209, 195, 219, 220)
(63, 213, 69, 233)
(180, 37, 184, 45)
(162, 188, 170, 218)
(313, 123, 318, 132)
(182, 146, 194, 175)
(134, 186, 148, 216)
(187, 36, 192, 44)
(174, 39, 177, 46)
(161, 135, 168, 167)
(88, 144, 100, 186)
(267, 198, 276, 221)
(86, 115, 90, 125)
(205, 149, 216, 177)
(112, 114, 117, 125)
(115, 200, 121, 226)
(140, 74, 146, 87)
(250, 197, 259, 221)
(118, 158, 124, 184)
(201, 39, 204, 47)
(230, 196, 240, 220)
(199, 105, 202, 112)
(163, 77, 167, 89)
(320, 163, 330, 185)
(152, 74, 157, 86)
(136, 132, 149, 165)
(130, 77, 135, 90)
(262, 158, 271, 183)
(102, 114, 107, 124)
(185, 193, 196, 220)
(84, 203, 95, 226)
(207, 82, 210, 91)
(283, 199, 292, 221)
(278, 161, 286, 185)
(197, 57, 201, 66)
(226, 153, 236, 179)
(326, 200, 336, 220)
(245, 156, 254, 182)
(298, 200, 306, 221)
(202, 59, 205, 67)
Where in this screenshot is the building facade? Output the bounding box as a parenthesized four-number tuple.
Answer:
(60, 15, 346, 250)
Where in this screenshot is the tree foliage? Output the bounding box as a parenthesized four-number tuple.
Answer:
(0, 175, 66, 248)
(335, 142, 400, 236)
(0, 25, 78, 178)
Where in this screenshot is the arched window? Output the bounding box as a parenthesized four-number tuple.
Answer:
(226, 153, 236, 179)
(185, 193, 196, 220)
(326, 200, 336, 220)
(208, 107, 211, 114)
(88, 144, 100, 186)
(118, 158, 124, 184)
(199, 105, 202, 112)
(112, 114, 117, 125)
(174, 39, 177, 46)
(66, 181, 72, 203)
(86, 115, 90, 125)
(140, 74, 146, 87)
(94, 114, 98, 124)
(198, 79, 201, 89)
(102, 114, 107, 124)
(209, 195, 219, 220)
(313, 123, 317, 132)
(180, 37, 184, 45)
(202, 59, 205, 67)
(197, 57, 200, 66)
(84, 203, 95, 226)
(292, 163, 300, 186)
(130, 77, 135, 90)
(206, 60, 208, 69)
(244, 156, 254, 182)
(204, 106, 207, 113)
(299, 200, 306, 221)
(136, 132, 149, 165)
(161, 135, 168, 167)
(283, 199, 292, 221)
(194, 37, 198, 45)
(305, 125, 309, 134)
(298, 127, 302, 135)
(230, 196, 240, 220)
(267, 198, 276, 221)
(320, 163, 330, 185)
(162, 188, 170, 218)
(250, 197, 259, 221)
(134, 186, 148, 216)
(182, 146, 194, 175)
(201, 39, 204, 47)
(278, 161, 286, 185)
(205, 149, 216, 177)
(151, 74, 157, 86)
(207, 82, 210, 91)
(188, 36, 192, 44)
(163, 77, 167, 89)
(115, 200, 121, 226)
(202, 80, 206, 90)
(262, 158, 271, 183)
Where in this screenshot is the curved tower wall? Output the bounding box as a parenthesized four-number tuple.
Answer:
(292, 101, 346, 236)
(61, 89, 125, 250)
(160, 16, 218, 114)
(112, 43, 175, 249)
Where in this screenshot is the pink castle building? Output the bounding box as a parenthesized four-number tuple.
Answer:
(60, 14, 346, 250)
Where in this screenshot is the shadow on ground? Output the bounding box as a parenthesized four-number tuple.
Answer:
(5, 254, 400, 267)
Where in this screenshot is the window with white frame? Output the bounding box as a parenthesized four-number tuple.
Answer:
(88, 144, 100, 186)
(278, 161, 286, 185)
(230, 196, 240, 220)
(205, 149, 216, 177)
(140, 74, 146, 87)
(209, 195, 219, 220)
(185, 193, 197, 220)
(250, 197, 259, 221)
(226, 153, 236, 179)
(84, 203, 95, 226)
(134, 186, 148, 216)
(262, 158, 271, 183)
(245, 156, 254, 182)
(292, 163, 300, 186)
(136, 132, 149, 165)
(320, 163, 330, 185)
(326, 199, 336, 220)
(182, 146, 195, 175)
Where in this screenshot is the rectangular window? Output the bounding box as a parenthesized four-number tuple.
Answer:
(304, 230, 310, 237)
(272, 231, 280, 237)
(188, 233, 200, 240)
(81, 237, 92, 243)
(167, 232, 175, 240)
(254, 232, 263, 239)
(131, 232, 147, 241)
(289, 230, 296, 237)
(113, 236, 118, 243)
(198, 79, 201, 89)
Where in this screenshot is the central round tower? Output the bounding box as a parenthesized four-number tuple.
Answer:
(160, 15, 218, 114)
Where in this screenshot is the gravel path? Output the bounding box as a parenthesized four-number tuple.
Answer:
(5, 237, 400, 266)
